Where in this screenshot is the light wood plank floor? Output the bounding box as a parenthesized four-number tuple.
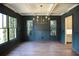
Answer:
(7, 41, 79, 56)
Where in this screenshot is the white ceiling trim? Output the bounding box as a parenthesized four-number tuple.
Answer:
(20, 12, 62, 16)
(60, 4, 79, 15)
(49, 3, 58, 15)
(20, 13, 50, 16)
(4, 3, 19, 13)
(47, 4, 54, 15)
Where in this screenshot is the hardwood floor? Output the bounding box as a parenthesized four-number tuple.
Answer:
(7, 41, 79, 56)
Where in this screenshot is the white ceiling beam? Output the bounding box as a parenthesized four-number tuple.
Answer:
(48, 3, 58, 15)
(47, 4, 54, 15)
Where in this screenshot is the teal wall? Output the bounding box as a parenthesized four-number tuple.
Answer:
(61, 5, 79, 54)
(22, 16, 61, 41)
(32, 16, 50, 41)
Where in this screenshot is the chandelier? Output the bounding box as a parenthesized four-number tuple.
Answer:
(33, 4, 50, 24)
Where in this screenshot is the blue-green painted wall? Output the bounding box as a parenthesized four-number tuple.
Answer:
(22, 16, 61, 41)
(61, 5, 79, 54)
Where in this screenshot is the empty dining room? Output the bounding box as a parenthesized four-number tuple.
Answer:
(0, 3, 79, 56)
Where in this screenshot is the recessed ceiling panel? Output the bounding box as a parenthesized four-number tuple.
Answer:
(3, 3, 78, 16)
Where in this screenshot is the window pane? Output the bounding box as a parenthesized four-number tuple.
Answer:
(9, 16, 14, 28)
(0, 13, 2, 28)
(14, 18, 17, 28)
(12, 29, 16, 39)
(27, 20, 33, 36)
(50, 20, 56, 36)
(3, 14, 7, 28)
(0, 29, 7, 44)
(9, 29, 14, 40)
(9, 16, 17, 40)
(14, 29, 16, 38)
(9, 29, 16, 40)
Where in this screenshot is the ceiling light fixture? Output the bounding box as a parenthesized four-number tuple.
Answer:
(33, 4, 50, 23)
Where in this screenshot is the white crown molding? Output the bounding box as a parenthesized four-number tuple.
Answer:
(60, 4, 79, 15)
(20, 13, 62, 16)
(15, 12, 51, 16)
(3, 3, 19, 14)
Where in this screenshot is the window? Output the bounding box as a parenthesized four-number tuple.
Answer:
(27, 20, 33, 36)
(0, 13, 8, 44)
(50, 20, 56, 36)
(9, 16, 17, 40)
(0, 13, 17, 44)
(0, 13, 2, 28)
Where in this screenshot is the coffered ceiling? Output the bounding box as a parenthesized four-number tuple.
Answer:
(3, 3, 79, 16)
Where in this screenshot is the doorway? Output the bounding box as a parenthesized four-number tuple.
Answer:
(65, 15, 72, 48)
